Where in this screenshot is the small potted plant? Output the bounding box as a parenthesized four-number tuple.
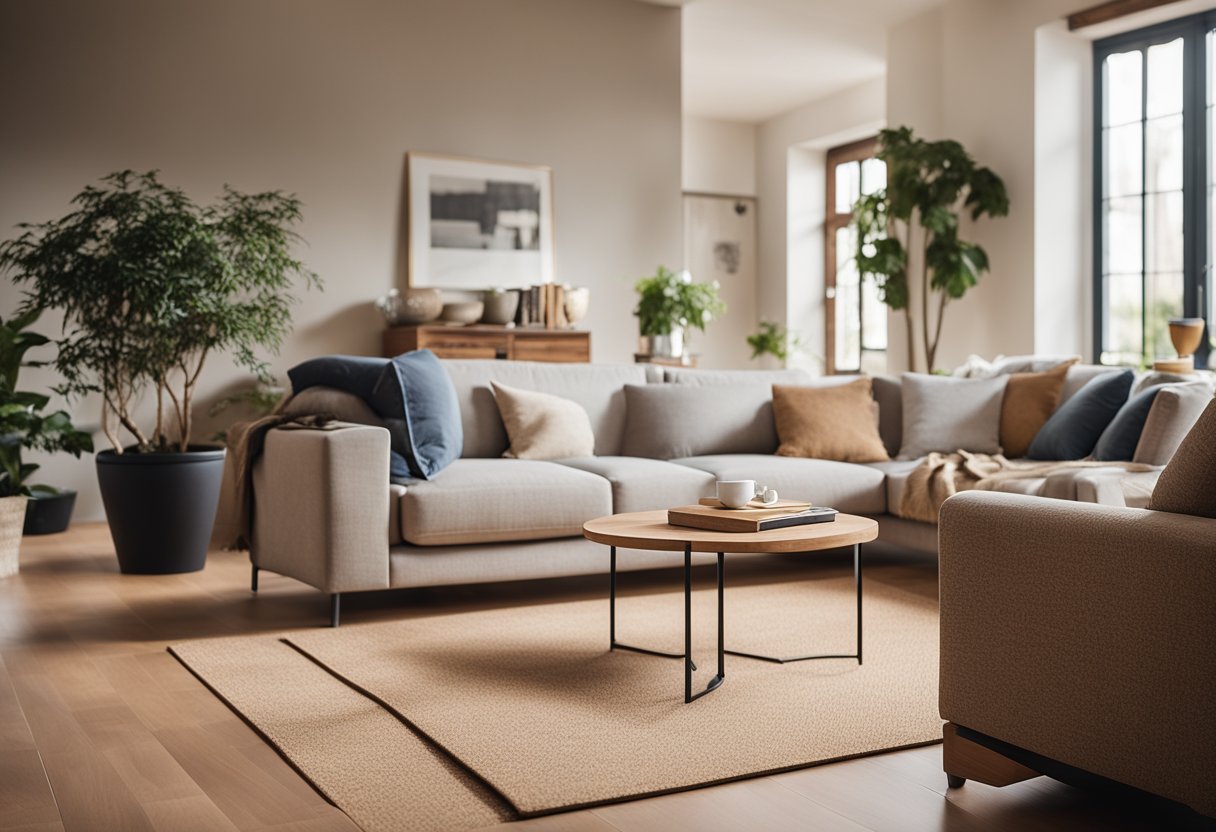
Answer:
(0, 170, 319, 574)
(746, 320, 803, 369)
(633, 266, 726, 358)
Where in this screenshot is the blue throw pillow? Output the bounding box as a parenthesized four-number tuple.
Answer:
(1093, 384, 1164, 461)
(287, 355, 389, 400)
(369, 350, 462, 479)
(287, 354, 416, 482)
(1027, 369, 1134, 460)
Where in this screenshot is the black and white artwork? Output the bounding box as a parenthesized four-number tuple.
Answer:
(407, 153, 554, 289)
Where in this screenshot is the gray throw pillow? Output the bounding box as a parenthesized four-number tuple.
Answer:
(897, 374, 1008, 460)
(621, 383, 778, 459)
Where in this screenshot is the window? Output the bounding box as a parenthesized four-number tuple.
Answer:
(825, 138, 887, 374)
(1095, 13, 1212, 367)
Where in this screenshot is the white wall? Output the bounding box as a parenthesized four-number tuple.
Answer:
(755, 78, 886, 372)
(0, 0, 683, 521)
(682, 115, 757, 196)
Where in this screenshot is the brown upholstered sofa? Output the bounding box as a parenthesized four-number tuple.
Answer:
(247, 360, 1203, 623)
(938, 488, 1216, 818)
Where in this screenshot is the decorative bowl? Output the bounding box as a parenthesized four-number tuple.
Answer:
(376, 287, 443, 325)
(440, 301, 485, 326)
(481, 289, 520, 325)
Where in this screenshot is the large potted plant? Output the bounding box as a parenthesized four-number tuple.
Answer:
(0, 310, 94, 540)
(852, 126, 1009, 372)
(0, 170, 319, 574)
(634, 266, 726, 358)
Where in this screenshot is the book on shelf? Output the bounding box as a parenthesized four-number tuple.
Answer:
(667, 503, 838, 533)
(513, 282, 572, 330)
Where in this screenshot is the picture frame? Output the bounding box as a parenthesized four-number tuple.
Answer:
(405, 151, 555, 289)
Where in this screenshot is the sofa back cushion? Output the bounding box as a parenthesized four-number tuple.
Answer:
(1149, 398, 1216, 517)
(621, 383, 779, 459)
(441, 360, 649, 458)
(1058, 363, 1123, 405)
(898, 374, 1008, 459)
(663, 367, 819, 385)
(870, 376, 903, 457)
(1134, 381, 1214, 465)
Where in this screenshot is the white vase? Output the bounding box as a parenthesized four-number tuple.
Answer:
(0, 496, 27, 579)
(640, 327, 685, 358)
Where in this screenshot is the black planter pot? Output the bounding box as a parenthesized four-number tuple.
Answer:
(96, 445, 226, 575)
(23, 490, 77, 535)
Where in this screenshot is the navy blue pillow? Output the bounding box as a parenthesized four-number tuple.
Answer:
(1027, 369, 1134, 460)
(287, 355, 388, 400)
(287, 354, 415, 483)
(369, 350, 462, 480)
(1093, 384, 1164, 461)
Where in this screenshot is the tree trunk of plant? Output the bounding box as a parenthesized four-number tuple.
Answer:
(920, 233, 932, 374)
(928, 289, 948, 374)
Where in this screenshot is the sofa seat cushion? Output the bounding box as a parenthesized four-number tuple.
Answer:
(399, 459, 611, 546)
(864, 459, 922, 514)
(671, 454, 887, 515)
(556, 457, 716, 514)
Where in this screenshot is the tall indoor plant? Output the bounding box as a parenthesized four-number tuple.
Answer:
(634, 266, 726, 358)
(852, 126, 1009, 372)
(0, 170, 319, 573)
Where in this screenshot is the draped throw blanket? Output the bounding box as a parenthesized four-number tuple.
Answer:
(897, 451, 1156, 524)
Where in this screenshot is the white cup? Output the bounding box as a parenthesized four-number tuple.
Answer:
(717, 480, 757, 509)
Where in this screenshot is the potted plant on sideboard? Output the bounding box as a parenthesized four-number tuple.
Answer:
(634, 266, 726, 359)
(0, 310, 94, 542)
(0, 170, 319, 574)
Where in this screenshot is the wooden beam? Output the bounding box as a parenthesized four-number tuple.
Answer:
(942, 723, 1041, 788)
(1068, 0, 1186, 31)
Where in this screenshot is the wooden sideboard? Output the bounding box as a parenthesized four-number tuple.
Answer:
(382, 325, 591, 363)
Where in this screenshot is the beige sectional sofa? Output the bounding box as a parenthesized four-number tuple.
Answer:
(250, 359, 1203, 619)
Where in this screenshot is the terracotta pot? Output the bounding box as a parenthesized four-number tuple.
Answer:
(0, 495, 28, 579)
(1168, 317, 1206, 358)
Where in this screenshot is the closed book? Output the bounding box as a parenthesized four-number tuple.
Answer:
(667, 504, 837, 533)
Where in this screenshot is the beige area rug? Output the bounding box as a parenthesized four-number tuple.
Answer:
(171, 567, 941, 832)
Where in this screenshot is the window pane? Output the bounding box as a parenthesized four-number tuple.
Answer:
(1147, 271, 1185, 359)
(1104, 50, 1142, 126)
(1146, 38, 1183, 119)
(835, 161, 860, 214)
(1103, 273, 1143, 364)
(835, 226, 861, 371)
(861, 277, 887, 351)
(860, 158, 886, 196)
(1146, 114, 1183, 192)
(1146, 191, 1183, 273)
(1105, 123, 1142, 197)
(1104, 196, 1143, 274)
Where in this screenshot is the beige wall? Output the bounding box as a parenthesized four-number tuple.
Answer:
(0, 0, 683, 521)
(682, 115, 757, 197)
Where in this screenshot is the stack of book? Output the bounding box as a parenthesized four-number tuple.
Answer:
(516, 283, 571, 329)
(667, 500, 838, 533)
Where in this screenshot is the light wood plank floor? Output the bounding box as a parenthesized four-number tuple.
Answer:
(0, 524, 1204, 832)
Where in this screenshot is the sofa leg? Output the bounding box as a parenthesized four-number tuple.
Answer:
(251, 565, 259, 593)
(943, 723, 1039, 788)
(330, 593, 341, 628)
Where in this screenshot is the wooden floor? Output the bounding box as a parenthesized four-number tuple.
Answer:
(0, 524, 1204, 832)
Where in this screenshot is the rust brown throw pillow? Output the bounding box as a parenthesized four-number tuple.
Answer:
(999, 359, 1076, 458)
(1149, 397, 1216, 518)
(773, 379, 889, 463)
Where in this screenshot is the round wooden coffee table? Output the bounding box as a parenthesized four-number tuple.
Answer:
(583, 510, 879, 703)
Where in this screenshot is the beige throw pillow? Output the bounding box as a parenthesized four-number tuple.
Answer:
(772, 379, 890, 463)
(490, 381, 595, 460)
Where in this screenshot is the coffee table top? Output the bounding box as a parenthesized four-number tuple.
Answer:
(583, 510, 878, 554)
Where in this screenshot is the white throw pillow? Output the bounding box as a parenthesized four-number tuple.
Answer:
(898, 373, 1008, 459)
(490, 381, 595, 460)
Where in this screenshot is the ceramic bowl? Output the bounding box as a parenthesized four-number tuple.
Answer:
(481, 290, 520, 325)
(440, 301, 485, 326)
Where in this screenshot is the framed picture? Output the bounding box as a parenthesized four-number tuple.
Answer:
(406, 152, 555, 289)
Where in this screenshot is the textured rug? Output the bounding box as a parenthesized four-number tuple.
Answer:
(171, 567, 941, 832)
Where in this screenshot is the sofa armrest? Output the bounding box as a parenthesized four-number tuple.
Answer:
(251, 423, 391, 593)
(938, 491, 1216, 814)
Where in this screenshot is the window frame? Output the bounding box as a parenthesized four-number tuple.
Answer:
(1092, 12, 1212, 368)
(824, 136, 882, 375)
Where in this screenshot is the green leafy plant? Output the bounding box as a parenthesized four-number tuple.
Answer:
(0, 309, 92, 498)
(746, 320, 802, 362)
(853, 127, 1009, 372)
(633, 266, 726, 337)
(0, 170, 320, 454)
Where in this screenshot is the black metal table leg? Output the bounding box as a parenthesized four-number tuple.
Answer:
(608, 545, 688, 663)
(725, 543, 864, 665)
(685, 544, 725, 703)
